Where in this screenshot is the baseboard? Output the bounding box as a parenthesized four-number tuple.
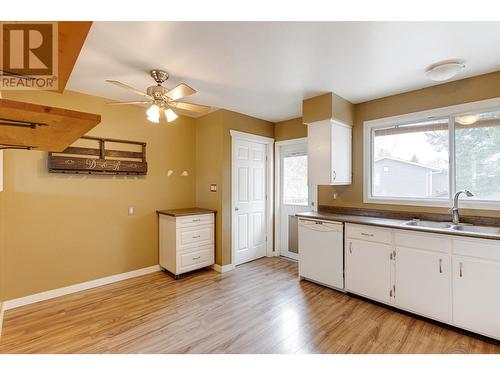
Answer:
(3, 264, 161, 311)
(0, 301, 5, 338)
(212, 263, 235, 273)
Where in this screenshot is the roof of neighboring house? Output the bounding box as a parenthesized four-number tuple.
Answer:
(375, 156, 443, 172)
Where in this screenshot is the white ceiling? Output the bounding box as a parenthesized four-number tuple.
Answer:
(68, 22, 500, 122)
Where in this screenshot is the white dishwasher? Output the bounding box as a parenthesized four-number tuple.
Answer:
(298, 218, 344, 291)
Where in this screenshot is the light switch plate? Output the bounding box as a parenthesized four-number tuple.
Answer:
(128, 207, 134, 215)
(210, 184, 217, 192)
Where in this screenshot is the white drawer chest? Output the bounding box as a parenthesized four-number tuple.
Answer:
(157, 208, 216, 278)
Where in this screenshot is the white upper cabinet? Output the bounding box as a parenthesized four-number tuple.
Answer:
(307, 119, 352, 186)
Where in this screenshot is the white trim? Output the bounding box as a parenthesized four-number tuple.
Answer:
(212, 263, 235, 273)
(3, 265, 161, 310)
(229, 129, 274, 144)
(274, 137, 308, 259)
(363, 97, 500, 210)
(230, 130, 274, 266)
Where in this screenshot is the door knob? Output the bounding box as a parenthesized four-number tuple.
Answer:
(235, 207, 239, 211)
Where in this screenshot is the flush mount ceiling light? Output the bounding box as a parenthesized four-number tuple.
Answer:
(425, 61, 466, 82)
(106, 70, 210, 124)
(456, 114, 479, 125)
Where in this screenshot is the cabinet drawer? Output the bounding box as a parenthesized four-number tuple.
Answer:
(177, 224, 214, 250)
(395, 229, 451, 254)
(176, 214, 214, 228)
(178, 247, 213, 271)
(346, 223, 392, 244)
(453, 237, 500, 261)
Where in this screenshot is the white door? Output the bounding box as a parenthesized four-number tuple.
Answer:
(345, 239, 393, 304)
(452, 256, 500, 339)
(232, 138, 267, 266)
(278, 140, 312, 260)
(395, 247, 451, 322)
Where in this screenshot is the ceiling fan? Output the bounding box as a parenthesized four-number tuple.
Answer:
(106, 70, 210, 123)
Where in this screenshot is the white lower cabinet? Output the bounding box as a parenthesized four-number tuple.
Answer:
(159, 212, 215, 277)
(394, 247, 451, 323)
(345, 223, 500, 340)
(345, 239, 393, 304)
(452, 256, 500, 340)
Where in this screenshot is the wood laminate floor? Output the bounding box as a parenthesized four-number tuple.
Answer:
(0, 257, 498, 354)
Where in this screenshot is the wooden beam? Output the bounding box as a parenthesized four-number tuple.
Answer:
(56, 21, 93, 93)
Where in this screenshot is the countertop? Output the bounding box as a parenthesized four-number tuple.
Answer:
(157, 208, 217, 217)
(296, 211, 500, 240)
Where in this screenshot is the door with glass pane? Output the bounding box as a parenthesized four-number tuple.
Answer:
(278, 140, 312, 260)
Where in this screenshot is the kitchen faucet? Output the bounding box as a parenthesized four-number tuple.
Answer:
(450, 190, 474, 224)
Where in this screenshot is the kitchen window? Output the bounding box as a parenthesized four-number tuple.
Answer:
(364, 98, 500, 209)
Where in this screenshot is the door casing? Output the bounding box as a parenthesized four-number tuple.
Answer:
(274, 137, 310, 259)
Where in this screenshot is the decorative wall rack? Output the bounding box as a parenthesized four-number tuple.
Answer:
(48, 136, 147, 175)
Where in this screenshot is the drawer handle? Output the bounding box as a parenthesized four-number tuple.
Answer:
(192, 256, 201, 260)
(459, 262, 463, 278)
(192, 235, 201, 239)
(439, 258, 442, 274)
(192, 218, 201, 222)
(349, 242, 352, 254)
(361, 232, 374, 237)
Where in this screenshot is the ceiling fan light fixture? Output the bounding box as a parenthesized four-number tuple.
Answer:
(146, 103, 160, 123)
(425, 61, 466, 82)
(165, 108, 178, 122)
(456, 114, 479, 125)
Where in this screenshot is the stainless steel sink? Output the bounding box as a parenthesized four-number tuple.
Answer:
(402, 220, 455, 229)
(452, 225, 500, 235)
(402, 220, 500, 237)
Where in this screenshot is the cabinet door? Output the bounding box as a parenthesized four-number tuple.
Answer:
(307, 120, 331, 186)
(345, 239, 393, 304)
(395, 247, 450, 322)
(453, 256, 500, 340)
(330, 122, 352, 185)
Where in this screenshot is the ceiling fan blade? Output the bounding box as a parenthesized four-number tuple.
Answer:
(106, 101, 151, 105)
(105, 80, 150, 98)
(173, 101, 210, 113)
(165, 83, 196, 101)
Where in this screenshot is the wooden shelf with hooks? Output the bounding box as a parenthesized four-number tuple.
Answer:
(0, 98, 101, 151)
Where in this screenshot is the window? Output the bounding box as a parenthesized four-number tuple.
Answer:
(455, 110, 500, 201)
(282, 153, 308, 205)
(364, 98, 500, 209)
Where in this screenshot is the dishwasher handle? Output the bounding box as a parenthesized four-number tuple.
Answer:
(298, 219, 343, 232)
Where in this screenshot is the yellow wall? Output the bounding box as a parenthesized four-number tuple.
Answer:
(274, 117, 306, 141)
(319, 71, 500, 218)
(195, 111, 224, 264)
(302, 92, 355, 125)
(0, 90, 197, 300)
(0, 185, 4, 302)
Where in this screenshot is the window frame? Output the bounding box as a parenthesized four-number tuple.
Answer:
(363, 97, 500, 210)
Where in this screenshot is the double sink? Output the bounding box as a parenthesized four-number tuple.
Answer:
(403, 219, 500, 236)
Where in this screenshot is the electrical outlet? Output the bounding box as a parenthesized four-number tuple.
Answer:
(210, 184, 217, 192)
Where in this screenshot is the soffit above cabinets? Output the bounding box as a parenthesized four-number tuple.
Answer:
(0, 99, 101, 152)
